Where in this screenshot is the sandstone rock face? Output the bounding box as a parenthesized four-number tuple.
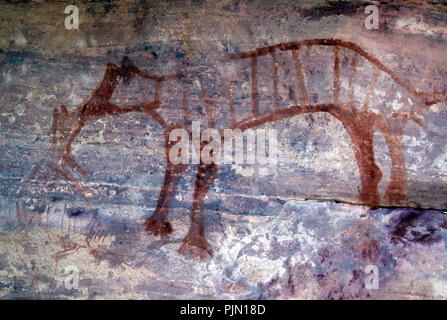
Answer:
(1, 0, 447, 299)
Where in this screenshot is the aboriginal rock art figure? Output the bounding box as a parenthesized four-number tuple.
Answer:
(18, 39, 447, 259)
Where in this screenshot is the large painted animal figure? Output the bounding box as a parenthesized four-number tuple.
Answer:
(18, 39, 447, 259)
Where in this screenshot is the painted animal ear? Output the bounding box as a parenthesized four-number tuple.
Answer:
(121, 55, 130, 66)
(121, 56, 138, 85)
(122, 56, 137, 71)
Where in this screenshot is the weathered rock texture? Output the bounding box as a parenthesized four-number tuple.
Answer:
(1, 0, 447, 299)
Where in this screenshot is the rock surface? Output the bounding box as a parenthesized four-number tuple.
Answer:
(1, 0, 447, 299)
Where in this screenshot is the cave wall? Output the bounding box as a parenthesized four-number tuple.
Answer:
(1, 0, 447, 299)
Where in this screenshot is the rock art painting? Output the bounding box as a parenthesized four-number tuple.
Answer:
(2, 0, 447, 300)
(17, 39, 447, 260)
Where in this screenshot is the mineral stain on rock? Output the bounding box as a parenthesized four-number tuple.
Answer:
(388, 209, 447, 245)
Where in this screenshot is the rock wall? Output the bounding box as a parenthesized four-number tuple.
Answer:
(1, 0, 447, 299)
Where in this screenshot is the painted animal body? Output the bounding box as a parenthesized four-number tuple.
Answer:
(19, 39, 446, 259)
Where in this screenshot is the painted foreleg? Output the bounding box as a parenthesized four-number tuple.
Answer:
(178, 161, 218, 260)
(144, 124, 188, 237)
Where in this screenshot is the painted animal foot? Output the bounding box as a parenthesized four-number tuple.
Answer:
(384, 183, 406, 205)
(143, 216, 173, 238)
(178, 233, 214, 260)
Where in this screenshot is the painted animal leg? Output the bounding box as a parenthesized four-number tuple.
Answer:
(144, 125, 188, 238)
(178, 162, 218, 260)
(372, 114, 407, 205)
(383, 132, 406, 204)
(330, 107, 383, 206)
(144, 162, 187, 237)
(62, 153, 90, 177)
(351, 125, 383, 205)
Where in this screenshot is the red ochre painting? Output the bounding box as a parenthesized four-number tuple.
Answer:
(2, 0, 447, 300)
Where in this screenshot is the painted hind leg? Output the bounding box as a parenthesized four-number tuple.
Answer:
(354, 138, 383, 205)
(178, 162, 218, 260)
(384, 134, 406, 204)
